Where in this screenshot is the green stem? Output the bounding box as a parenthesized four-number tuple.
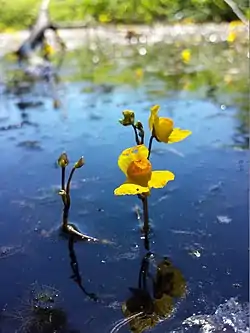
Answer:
(66, 167, 76, 195)
(61, 167, 65, 191)
(147, 135, 154, 160)
(132, 124, 140, 145)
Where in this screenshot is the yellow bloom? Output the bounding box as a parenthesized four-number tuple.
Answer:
(43, 42, 54, 56)
(181, 49, 191, 64)
(227, 31, 236, 43)
(114, 145, 175, 195)
(149, 105, 192, 144)
(135, 68, 144, 80)
(98, 13, 111, 23)
(229, 20, 243, 28)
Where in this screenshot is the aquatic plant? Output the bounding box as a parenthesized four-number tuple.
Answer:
(116, 105, 192, 247)
(57, 152, 99, 242)
(8, 283, 67, 333)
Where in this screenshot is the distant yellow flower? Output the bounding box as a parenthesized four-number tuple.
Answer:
(227, 31, 236, 43)
(135, 68, 144, 80)
(43, 42, 54, 56)
(114, 145, 175, 195)
(182, 18, 194, 24)
(229, 20, 243, 28)
(149, 105, 192, 144)
(181, 49, 191, 64)
(98, 13, 111, 23)
(2, 27, 16, 34)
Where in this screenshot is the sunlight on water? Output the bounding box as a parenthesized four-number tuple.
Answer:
(180, 298, 249, 333)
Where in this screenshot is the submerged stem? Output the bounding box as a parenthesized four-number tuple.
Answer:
(147, 135, 154, 160)
(132, 124, 141, 145)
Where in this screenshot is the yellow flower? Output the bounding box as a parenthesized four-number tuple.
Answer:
(98, 13, 111, 23)
(114, 145, 175, 195)
(149, 105, 192, 144)
(43, 42, 54, 56)
(135, 68, 144, 80)
(229, 20, 243, 28)
(181, 49, 191, 64)
(227, 31, 236, 43)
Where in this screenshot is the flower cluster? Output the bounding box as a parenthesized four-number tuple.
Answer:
(115, 105, 192, 196)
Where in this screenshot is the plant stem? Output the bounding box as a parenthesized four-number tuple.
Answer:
(147, 135, 154, 159)
(62, 202, 69, 229)
(61, 167, 65, 190)
(141, 196, 150, 251)
(66, 167, 76, 195)
(132, 124, 140, 145)
(140, 130, 145, 145)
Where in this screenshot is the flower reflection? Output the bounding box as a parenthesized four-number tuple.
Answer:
(112, 252, 186, 333)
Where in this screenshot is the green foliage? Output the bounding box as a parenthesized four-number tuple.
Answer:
(0, 0, 249, 31)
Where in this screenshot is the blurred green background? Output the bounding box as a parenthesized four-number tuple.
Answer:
(0, 0, 249, 31)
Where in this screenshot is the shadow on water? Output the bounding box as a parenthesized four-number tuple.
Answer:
(0, 31, 249, 333)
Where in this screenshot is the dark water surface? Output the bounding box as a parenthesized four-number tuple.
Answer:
(0, 36, 249, 333)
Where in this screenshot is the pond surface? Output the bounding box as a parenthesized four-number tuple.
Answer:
(0, 32, 249, 333)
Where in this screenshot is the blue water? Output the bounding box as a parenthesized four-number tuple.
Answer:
(0, 42, 249, 333)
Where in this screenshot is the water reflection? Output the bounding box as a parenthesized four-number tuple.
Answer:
(2, 35, 248, 148)
(111, 231, 186, 333)
(119, 254, 186, 333)
(67, 235, 98, 301)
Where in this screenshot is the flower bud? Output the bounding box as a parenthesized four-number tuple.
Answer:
(135, 121, 143, 130)
(58, 153, 69, 168)
(74, 156, 85, 169)
(119, 110, 135, 126)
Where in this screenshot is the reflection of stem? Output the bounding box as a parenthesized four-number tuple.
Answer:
(66, 167, 76, 195)
(68, 236, 98, 301)
(138, 255, 150, 290)
(132, 124, 140, 145)
(147, 135, 154, 160)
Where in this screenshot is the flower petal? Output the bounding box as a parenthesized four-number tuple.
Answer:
(148, 171, 175, 189)
(118, 145, 149, 175)
(136, 145, 149, 159)
(168, 128, 192, 143)
(114, 182, 149, 196)
(154, 117, 174, 143)
(149, 105, 160, 131)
